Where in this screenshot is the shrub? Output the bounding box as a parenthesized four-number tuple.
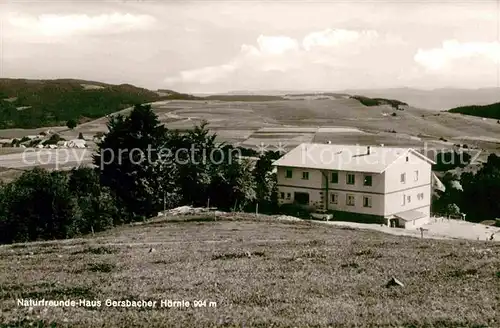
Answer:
(66, 119, 77, 129)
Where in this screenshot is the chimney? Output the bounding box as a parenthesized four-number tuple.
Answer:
(367, 146, 371, 155)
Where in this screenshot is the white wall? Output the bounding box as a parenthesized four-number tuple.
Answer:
(277, 166, 384, 193)
(383, 151, 432, 217)
(324, 170, 385, 194)
(276, 166, 323, 189)
(276, 151, 432, 218)
(384, 151, 432, 194)
(325, 191, 385, 216)
(384, 185, 431, 217)
(277, 166, 385, 215)
(399, 215, 430, 229)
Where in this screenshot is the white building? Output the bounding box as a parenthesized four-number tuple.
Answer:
(67, 139, 87, 148)
(272, 143, 436, 229)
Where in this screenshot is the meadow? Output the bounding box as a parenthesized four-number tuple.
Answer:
(75, 99, 500, 152)
(1, 214, 499, 327)
(0, 98, 499, 174)
(1, 98, 499, 150)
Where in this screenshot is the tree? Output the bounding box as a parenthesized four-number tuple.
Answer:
(93, 104, 176, 220)
(66, 119, 77, 129)
(445, 203, 461, 216)
(68, 167, 118, 232)
(207, 146, 256, 211)
(460, 154, 500, 221)
(169, 121, 218, 206)
(253, 151, 280, 213)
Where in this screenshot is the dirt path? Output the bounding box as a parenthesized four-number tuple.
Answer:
(318, 218, 500, 241)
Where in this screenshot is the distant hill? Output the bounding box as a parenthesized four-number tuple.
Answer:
(156, 89, 201, 100)
(448, 102, 500, 120)
(203, 94, 284, 101)
(0, 79, 165, 129)
(341, 88, 500, 111)
(222, 88, 500, 110)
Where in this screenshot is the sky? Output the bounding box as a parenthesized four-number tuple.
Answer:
(1, 0, 500, 93)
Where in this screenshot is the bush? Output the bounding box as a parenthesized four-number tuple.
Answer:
(42, 134, 64, 146)
(0, 168, 82, 244)
(0, 167, 121, 244)
(66, 119, 77, 129)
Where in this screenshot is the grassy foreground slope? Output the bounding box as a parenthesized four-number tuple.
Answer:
(1, 215, 498, 327)
(0, 79, 161, 129)
(448, 102, 500, 120)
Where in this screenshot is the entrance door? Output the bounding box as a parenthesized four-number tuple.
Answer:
(294, 192, 310, 205)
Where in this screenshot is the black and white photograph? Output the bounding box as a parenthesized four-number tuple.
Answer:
(0, 0, 499, 327)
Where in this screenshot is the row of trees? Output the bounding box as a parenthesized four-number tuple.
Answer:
(0, 104, 281, 244)
(0, 167, 119, 243)
(432, 153, 500, 222)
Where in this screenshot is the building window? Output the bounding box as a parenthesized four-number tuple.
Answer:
(402, 194, 406, 205)
(286, 193, 291, 200)
(302, 171, 309, 180)
(363, 175, 372, 186)
(414, 170, 419, 181)
(347, 173, 355, 185)
(280, 192, 285, 199)
(346, 194, 355, 206)
(406, 156, 409, 162)
(407, 195, 411, 203)
(363, 196, 372, 208)
(400, 173, 406, 184)
(417, 193, 424, 200)
(285, 169, 293, 179)
(330, 193, 338, 204)
(331, 172, 338, 184)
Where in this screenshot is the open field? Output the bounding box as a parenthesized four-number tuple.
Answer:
(1, 99, 499, 152)
(1, 215, 499, 327)
(0, 99, 498, 173)
(0, 127, 67, 139)
(0, 167, 24, 183)
(0, 147, 26, 155)
(0, 149, 93, 171)
(77, 99, 500, 152)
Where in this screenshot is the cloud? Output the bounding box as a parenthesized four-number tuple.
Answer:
(254, 35, 300, 55)
(302, 28, 379, 51)
(163, 28, 395, 89)
(164, 64, 236, 85)
(414, 40, 500, 70)
(6, 12, 156, 38)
